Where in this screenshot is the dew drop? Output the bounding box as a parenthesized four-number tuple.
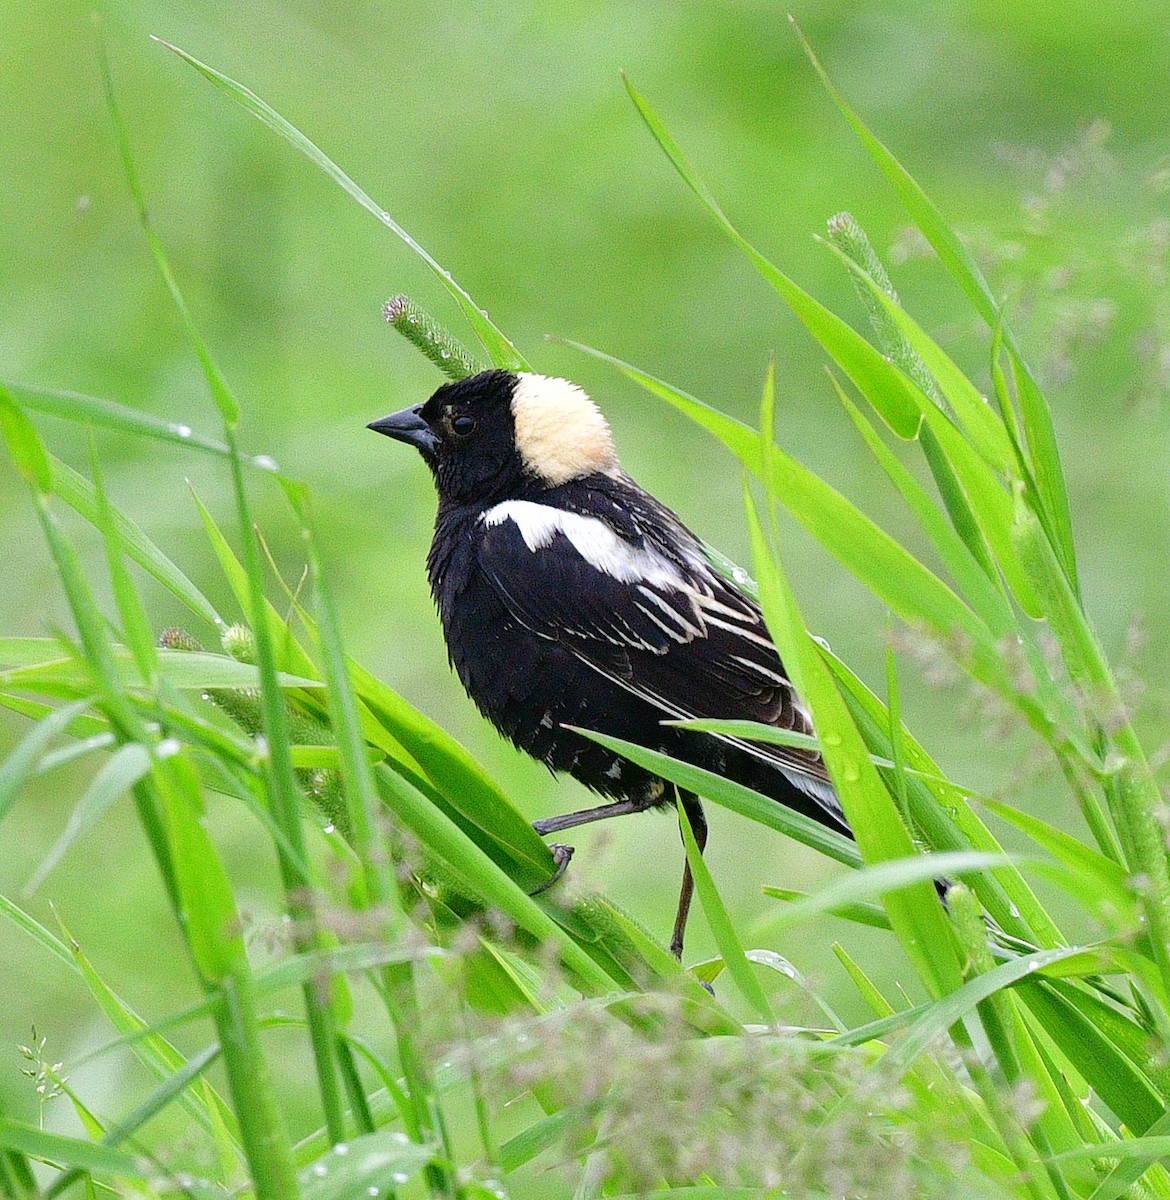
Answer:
(391, 1172, 409, 1185)
(367, 1188, 379, 1198)
(157, 737, 182, 760)
(392, 1131, 409, 1144)
(252, 454, 280, 473)
(173, 424, 193, 439)
(333, 1142, 348, 1155)
(439, 349, 451, 359)
(200, 691, 211, 702)
(323, 822, 336, 834)
(1008, 903, 1020, 919)
(312, 1163, 328, 1177)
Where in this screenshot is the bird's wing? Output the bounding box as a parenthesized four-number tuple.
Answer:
(474, 500, 835, 806)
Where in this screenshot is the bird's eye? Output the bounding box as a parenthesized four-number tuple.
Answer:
(451, 414, 477, 438)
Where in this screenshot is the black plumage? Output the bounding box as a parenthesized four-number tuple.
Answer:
(370, 368, 850, 957)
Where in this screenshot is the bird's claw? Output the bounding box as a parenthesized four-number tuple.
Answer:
(529, 842, 574, 896)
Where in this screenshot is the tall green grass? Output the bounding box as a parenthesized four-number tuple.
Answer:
(0, 29, 1167, 1199)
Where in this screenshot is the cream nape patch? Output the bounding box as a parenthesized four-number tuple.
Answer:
(509, 373, 618, 484)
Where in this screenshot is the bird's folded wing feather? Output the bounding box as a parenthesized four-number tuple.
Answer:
(474, 500, 834, 798)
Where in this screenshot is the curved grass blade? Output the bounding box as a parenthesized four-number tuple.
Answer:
(622, 76, 921, 440)
(762, 850, 1014, 929)
(1018, 979, 1169, 1135)
(156, 39, 527, 372)
(0, 644, 322, 694)
(821, 239, 1014, 471)
(982, 798, 1134, 925)
(791, 20, 1077, 589)
(832, 378, 1015, 635)
(24, 742, 152, 896)
(884, 945, 1089, 1072)
(4, 381, 237, 456)
(50, 456, 223, 628)
(0, 697, 94, 824)
(373, 763, 619, 993)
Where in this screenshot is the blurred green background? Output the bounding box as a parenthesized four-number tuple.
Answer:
(3, 0, 1169, 1143)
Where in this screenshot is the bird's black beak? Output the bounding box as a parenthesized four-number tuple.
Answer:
(367, 404, 439, 456)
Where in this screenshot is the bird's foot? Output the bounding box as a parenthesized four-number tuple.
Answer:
(529, 842, 574, 896)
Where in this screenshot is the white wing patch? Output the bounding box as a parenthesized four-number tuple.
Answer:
(482, 501, 687, 589)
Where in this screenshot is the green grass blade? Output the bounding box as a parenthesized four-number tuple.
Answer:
(567, 727, 859, 867)
(0, 1121, 140, 1180)
(676, 794, 772, 1021)
(762, 851, 1014, 929)
(373, 762, 618, 993)
(0, 387, 51, 492)
(99, 1043, 221, 1149)
(4, 381, 283, 470)
(24, 742, 152, 895)
(88, 439, 157, 683)
(824, 647, 1066, 948)
(285, 482, 404, 924)
(1086, 1109, 1170, 1200)
(832, 377, 1015, 635)
(101, 38, 237, 425)
(0, 697, 93, 823)
(982, 798, 1134, 924)
(762, 887, 892, 930)
(821, 239, 1014, 471)
(49, 456, 223, 629)
(1011, 352, 1078, 593)
(298, 1131, 435, 1200)
(0, 642, 322, 694)
(1018, 979, 1168, 1134)
(622, 77, 922, 439)
(157, 38, 527, 372)
(46, 909, 242, 1154)
(883, 946, 1088, 1071)
(743, 486, 962, 997)
(793, 23, 1079, 590)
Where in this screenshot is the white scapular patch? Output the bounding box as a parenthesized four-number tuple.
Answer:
(482, 501, 686, 588)
(510, 373, 618, 484)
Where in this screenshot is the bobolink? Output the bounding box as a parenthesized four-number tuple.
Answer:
(370, 369, 849, 957)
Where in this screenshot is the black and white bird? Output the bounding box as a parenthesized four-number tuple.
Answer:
(369, 369, 849, 957)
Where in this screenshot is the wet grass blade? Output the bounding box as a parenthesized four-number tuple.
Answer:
(743, 486, 962, 997)
(157, 38, 527, 372)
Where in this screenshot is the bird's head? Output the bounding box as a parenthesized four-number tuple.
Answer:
(368, 369, 618, 504)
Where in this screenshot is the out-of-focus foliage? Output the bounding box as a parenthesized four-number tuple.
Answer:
(3, 0, 1169, 1146)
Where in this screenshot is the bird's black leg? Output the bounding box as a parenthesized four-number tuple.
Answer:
(529, 793, 662, 896)
(669, 790, 707, 960)
(532, 795, 659, 836)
